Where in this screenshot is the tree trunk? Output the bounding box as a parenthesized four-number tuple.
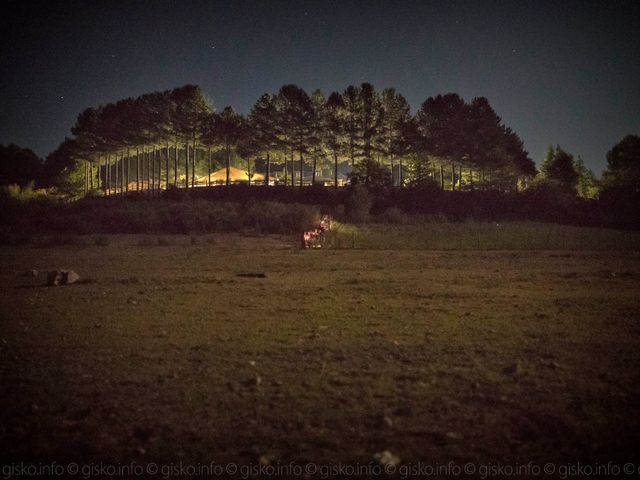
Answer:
(110, 154, 113, 194)
(135, 148, 139, 192)
(334, 152, 338, 189)
(284, 152, 288, 186)
(121, 153, 125, 193)
(146, 150, 151, 192)
(191, 143, 196, 188)
(299, 152, 304, 187)
(125, 149, 130, 193)
(100, 156, 104, 192)
(208, 147, 212, 187)
(440, 164, 444, 190)
(172, 144, 177, 187)
(185, 143, 189, 189)
(106, 155, 110, 195)
(116, 153, 120, 193)
(116, 153, 120, 194)
(145, 148, 148, 192)
(225, 145, 230, 186)
(153, 148, 158, 193)
(165, 143, 169, 190)
(265, 152, 270, 186)
(399, 158, 403, 186)
(173, 144, 178, 187)
(390, 156, 394, 187)
(451, 162, 455, 191)
(156, 148, 160, 192)
(158, 147, 162, 190)
(312, 156, 317, 185)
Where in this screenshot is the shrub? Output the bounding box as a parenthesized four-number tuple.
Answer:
(377, 207, 408, 224)
(344, 184, 372, 223)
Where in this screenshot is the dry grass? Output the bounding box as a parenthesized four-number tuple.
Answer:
(1, 229, 639, 469)
(326, 221, 640, 250)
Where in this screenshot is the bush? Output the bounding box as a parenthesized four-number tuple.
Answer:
(2, 198, 322, 236)
(344, 184, 372, 223)
(377, 207, 409, 224)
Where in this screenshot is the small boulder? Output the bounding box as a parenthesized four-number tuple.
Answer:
(64, 270, 80, 284)
(47, 270, 80, 286)
(374, 450, 401, 468)
(47, 271, 62, 286)
(23, 269, 38, 277)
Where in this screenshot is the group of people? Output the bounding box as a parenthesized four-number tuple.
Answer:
(302, 215, 331, 249)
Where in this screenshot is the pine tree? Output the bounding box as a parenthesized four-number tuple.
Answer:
(539, 145, 579, 194)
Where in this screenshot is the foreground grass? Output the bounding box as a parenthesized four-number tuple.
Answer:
(1, 231, 639, 470)
(327, 221, 640, 250)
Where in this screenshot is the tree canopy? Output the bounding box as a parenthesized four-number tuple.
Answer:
(539, 145, 579, 194)
(603, 134, 640, 192)
(40, 82, 539, 195)
(0, 144, 42, 186)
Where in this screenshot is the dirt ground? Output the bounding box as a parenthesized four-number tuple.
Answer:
(1, 234, 639, 474)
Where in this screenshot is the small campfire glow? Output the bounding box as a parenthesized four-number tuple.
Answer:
(302, 215, 331, 249)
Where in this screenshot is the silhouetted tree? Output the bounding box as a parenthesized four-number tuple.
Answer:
(574, 155, 599, 198)
(171, 85, 212, 188)
(248, 93, 280, 185)
(539, 145, 579, 194)
(0, 144, 43, 186)
(414, 93, 467, 190)
(603, 134, 640, 192)
(209, 107, 244, 186)
(275, 85, 313, 186)
(325, 92, 347, 188)
(379, 88, 411, 186)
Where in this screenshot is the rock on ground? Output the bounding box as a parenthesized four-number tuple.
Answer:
(47, 270, 80, 286)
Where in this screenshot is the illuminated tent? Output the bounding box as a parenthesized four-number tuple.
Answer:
(198, 166, 274, 184)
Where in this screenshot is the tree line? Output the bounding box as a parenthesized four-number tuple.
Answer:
(2, 83, 637, 203)
(41, 83, 539, 194)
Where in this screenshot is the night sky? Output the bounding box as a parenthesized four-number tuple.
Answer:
(1, 0, 638, 174)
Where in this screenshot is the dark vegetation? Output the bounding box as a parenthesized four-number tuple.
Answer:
(0, 83, 638, 235)
(0, 144, 42, 186)
(1, 181, 639, 240)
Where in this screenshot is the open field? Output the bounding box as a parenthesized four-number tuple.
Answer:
(1, 226, 640, 473)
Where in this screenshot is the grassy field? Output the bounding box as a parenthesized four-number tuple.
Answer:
(1, 223, 640, 473)
(327, 221, 640, 250)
